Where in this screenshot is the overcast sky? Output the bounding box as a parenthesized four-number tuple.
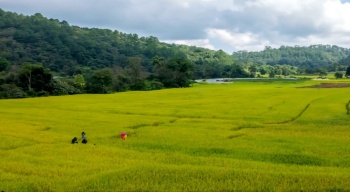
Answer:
(1, 0, 350, 53)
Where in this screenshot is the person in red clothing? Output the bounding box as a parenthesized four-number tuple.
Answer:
(121, 132, 127, 140)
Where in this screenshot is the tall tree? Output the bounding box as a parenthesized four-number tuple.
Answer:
(230, 64, 251, 78)
(334, 72, 343, 79)
(86, 68, 113, 93)
(155, 58, 194, 88)
(125, 57, 147, 90)
(73, 74, 86, 90)
(346, 66, 350, 77)
(0, 57, 10, 71)
(17, 63, 53, 93)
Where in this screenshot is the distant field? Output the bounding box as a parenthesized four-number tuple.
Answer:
(1, 80, 350, 191)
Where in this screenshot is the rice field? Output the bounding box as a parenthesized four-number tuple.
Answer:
(0, 79, 350, 191)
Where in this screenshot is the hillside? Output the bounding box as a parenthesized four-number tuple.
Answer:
(1, 9, 350, 99)
(0, 9, 232, 78)
(233, 45, 350, 73)
(1, 8, 350, 77)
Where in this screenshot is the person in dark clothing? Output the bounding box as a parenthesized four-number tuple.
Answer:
(82, 132, 86, 140)
(81, 132, 87, 144)
(71, 137, 78, 144)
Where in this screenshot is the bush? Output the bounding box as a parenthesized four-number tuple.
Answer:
(0, 84, 27, 99)
(334, 72, 343, 79)
(144, 80, 164, 91)
(50, 79, 82, 95)
(37, 90, 49, 97)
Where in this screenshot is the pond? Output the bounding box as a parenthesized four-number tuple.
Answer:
(194, 78, 233, 84)
(195, 78, 298, 84)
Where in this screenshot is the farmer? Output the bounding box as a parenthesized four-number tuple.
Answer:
(121, 132, 127, 140)
(82, 132, 88, 144)
(71, 137, 78, 144)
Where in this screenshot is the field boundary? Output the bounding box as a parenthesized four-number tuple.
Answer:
(108, 110, 241, 122)
(266, 103, 311, 124)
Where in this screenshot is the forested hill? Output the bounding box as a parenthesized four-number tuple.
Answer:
(1, 8, 350, 77)
(0, 9, 233, 77)
(233, 45, 350, 72)
(1, 9, 350, 99)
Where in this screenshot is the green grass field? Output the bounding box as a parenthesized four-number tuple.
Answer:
(1, 79, 350, 191)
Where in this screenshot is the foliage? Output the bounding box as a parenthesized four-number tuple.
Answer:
(0, 57, 10, 71)
(233, 45, 350, 73)
(346, 66, 350, 77)
(143, 80, 164, 90)
(339, 54, 350, 66)
(125, 57, 148, 90)
(318, 69, 328, 78)
(0, 9, 221, 77)
(1, 8, 350, 99)
(334, 72, 343, 79)
(86, 68, 113, 93)
(17, 63, 53, 92)
(3, 8, 349, 83)
(153, 57, 194, 88)
(111, 66, 131, 92)
(229, 64, 252, 78)
(73, 74, 86, 90)
(50, 78, 82, 95)
(0, 83, 27, 99)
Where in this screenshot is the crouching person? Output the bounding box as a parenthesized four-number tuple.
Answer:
(71, 137, 78, 144)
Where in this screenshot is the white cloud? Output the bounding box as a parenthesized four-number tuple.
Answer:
(322, 0, 350, 32)
(163, 39, 215, 50)
(206, 28, 268, 52)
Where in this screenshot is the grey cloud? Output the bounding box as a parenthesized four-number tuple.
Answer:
(0, 0, 223, 39)
(215, 2, 324, 37)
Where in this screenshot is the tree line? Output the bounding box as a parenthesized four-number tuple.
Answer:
(0, 56, 197, 98)
(233, 45, 350, 74)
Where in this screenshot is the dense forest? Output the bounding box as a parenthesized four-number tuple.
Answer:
(0, 9, 350, 99)
(233, 45, 350, 74)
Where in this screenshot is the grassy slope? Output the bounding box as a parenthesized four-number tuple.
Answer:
(0, 80, 349, 191)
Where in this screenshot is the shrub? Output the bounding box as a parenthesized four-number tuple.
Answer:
(334, 72, 343, 79)
(50, 79, 82, 95)
(37, 90, 49, 97)
(144, 80, 164, 91)
(0, 84, 27, 99)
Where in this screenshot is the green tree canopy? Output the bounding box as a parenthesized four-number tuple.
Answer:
(346, 66, 350, 77)
(17, 63, 53, 93)
(86, 68, 113, 93)
(153, 57, 194, 88)
(334, 72, 343, 79)
(0, 57, 10, 71)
